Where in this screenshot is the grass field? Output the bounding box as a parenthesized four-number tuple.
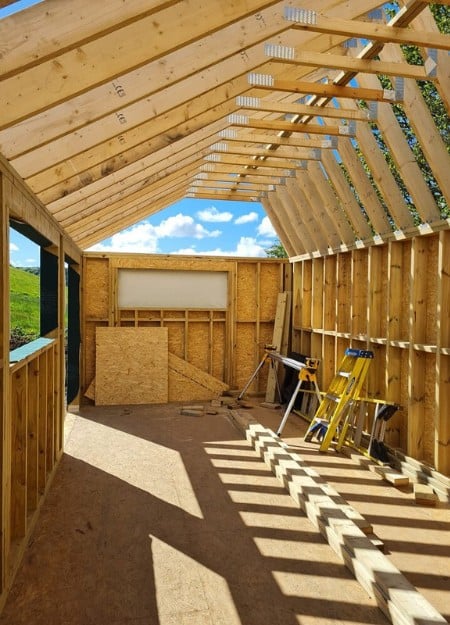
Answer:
(10, 266, 40, 337)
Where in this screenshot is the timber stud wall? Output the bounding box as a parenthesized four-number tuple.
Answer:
(82, 253, 291, 398)
(292, 230, 450, 476)
(0, 158, 81, 610)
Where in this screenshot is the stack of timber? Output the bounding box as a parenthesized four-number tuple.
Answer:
(388, 449, 450, 503)
(246, 424, 447, 625)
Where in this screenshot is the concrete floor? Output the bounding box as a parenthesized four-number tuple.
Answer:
(1, 401, 449, 625)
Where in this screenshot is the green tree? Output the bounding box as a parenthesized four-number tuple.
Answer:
(265, 240, 288, 258)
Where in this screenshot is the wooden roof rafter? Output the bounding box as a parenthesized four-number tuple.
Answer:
(0, 0, 448, 255)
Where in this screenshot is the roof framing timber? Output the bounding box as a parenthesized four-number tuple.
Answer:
(0, 0, 448, 254)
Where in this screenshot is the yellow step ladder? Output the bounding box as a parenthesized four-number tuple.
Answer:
(304, 348, 373, 452)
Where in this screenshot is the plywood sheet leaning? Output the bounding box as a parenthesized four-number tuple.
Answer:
(168, 352, 228, 402)
(265, 292, 288, 403)
(95, 327, 168, 405)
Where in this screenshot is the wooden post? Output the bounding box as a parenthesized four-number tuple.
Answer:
(437, 230, 450, 474)
(0, 172, 11, 595)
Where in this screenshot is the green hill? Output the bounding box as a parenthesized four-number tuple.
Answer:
(10, 266, 40, 339)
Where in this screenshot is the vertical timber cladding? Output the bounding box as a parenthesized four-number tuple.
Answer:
(292, 232, 450, 476)
(0, 172, 10, 597)
(82, 253, 289, 396)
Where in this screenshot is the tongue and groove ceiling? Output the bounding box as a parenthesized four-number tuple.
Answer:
(0, 0, 449, 256)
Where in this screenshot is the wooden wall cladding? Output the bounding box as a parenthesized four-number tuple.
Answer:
(82, 254, 289, 400)
(292, 230, 450, 476)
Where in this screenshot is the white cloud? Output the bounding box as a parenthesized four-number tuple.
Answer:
(196, 206, 233, 223)
(88, 222, 159, 253)
(234, 211, 259, 225)
(25, 258, 37, 265)
(156, 213, 220, 239)
(10, 242, 19, 252)
(257, 216, 277, 238)
(173, 236, 267, 258)
(87, 213, 221, 254)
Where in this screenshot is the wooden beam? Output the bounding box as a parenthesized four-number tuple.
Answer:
(210, 143, 323, 161)
(266, 47, 436, 81)
(200, 163, 297, 178)
(77, 188, 187, 249)
(355, 72, 441, 223)
(286, 12, 450, 51)
(0, 0, 180, 78)
(230, 116, 357, 136)
(187, 191, 258, 201)
(261, 195, 299, 257)
(247, 76, 398, 103)
(205, 153, 319, 169)
(0, 171, 11, 595)
(0, 0, 283, 129)
(236, 95, 373, 121)
(220, 131, 336, 148)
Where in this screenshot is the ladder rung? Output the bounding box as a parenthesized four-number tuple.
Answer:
(337, 371, 351, 377)
(325, 393, 340, 402)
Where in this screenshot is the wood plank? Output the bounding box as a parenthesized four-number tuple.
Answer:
(413, 482, 438, 505)
(288, 12, 450, 50)
(10, 367, 28, 540)
(0, 0, 283, 129)
(268, 48, 435, 81)
(95, 327, 169, 405)
(265, 292, 288, 402)
(26, 359, 39, 514)
(247, 78, 399, 103)
(260, 196, 297, 258)
(168, 352, 228, 402)
(0, 1, 180, 78)
(38, 352, 48, 494)
(0, 171, 11, 591)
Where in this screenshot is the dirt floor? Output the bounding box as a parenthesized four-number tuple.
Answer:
(1, 400, 449, 625)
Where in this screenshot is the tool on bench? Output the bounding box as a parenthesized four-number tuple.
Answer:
(238, 347, 321, 436)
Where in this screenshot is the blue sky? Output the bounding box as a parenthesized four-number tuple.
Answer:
(9, 199, 278, 267)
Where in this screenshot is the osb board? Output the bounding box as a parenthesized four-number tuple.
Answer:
(212, 322, 226, 380)
(236, 263, 257, 321)
(83, 321, 107, 390)
(84, 257, 109, 319)
(168, 352, 228, 402)
(235, 324, 258, 391)
(167, 322, 185, 358)
(187, 322, 210, 372)
(259, 264, 282, 320)
(95, 327, 168, 405)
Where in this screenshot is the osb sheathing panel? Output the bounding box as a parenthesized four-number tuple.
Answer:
(84, 257, 109, 319)
(168, 352, 228, 402)
(167, 322, 185, 359)
(95, 327, 168, 405)
(212, 322, 226, 380)
(235, 324, 258, 391)
(187, 322, 209, 372)
(237, 263, 257, 321)
(259, 264, 282, 320)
